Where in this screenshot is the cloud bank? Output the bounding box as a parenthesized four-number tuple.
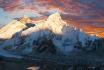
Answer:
(0, 0, 104, 26)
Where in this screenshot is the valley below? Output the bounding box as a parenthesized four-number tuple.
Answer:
(0, 50, 104, 70)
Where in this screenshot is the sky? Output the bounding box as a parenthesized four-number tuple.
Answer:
(0, 0, 104, 26)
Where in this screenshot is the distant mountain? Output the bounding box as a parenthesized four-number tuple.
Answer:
(0, 12, 101, 56)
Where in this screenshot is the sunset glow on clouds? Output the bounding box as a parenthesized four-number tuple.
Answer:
(0, 0, 104, 26)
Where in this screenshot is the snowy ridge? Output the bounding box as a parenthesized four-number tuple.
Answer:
(0, 20, 27, 39)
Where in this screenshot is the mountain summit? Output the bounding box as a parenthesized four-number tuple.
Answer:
(46, 12, 66, 34)
(20, 15, 31, 23)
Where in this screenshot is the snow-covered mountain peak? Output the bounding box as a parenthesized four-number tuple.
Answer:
(47, 12, 61, 22)
(46, 12, 66, 34)
(21, 12, 66, 36)
(20, 15, 31, 23)
(47, 12, 66, 25)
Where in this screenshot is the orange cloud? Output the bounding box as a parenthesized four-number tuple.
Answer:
(0, 0, 88, 14)
(0, 0, 104, 21)
(0, 0, 20, 11)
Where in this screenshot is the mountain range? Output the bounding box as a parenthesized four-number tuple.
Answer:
(0, 12, 103, 57)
